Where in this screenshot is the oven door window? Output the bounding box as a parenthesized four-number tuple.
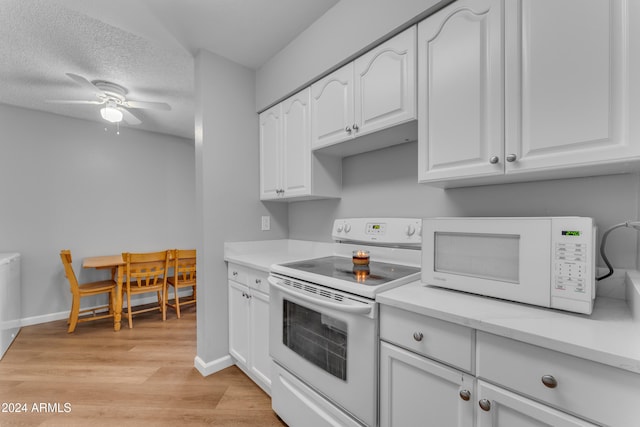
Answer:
(283, 300, 347, 381)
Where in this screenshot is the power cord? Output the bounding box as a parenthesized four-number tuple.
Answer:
(596, 220, 640, 281)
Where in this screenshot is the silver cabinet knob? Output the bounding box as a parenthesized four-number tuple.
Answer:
(489, 156, 499, 164)
(541, 375, 558, 388)
(255, 279, 261, 285)
(353, 123, 359, 131)
(459, 390, 471, 401)
(413, 332, 423, 342)
(232, 271, 238, 277)
(506, 153, 518, 162)
(345, 126, 352, 134)
(479, 399, 491, 412)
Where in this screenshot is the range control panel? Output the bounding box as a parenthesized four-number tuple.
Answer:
(332, 218, 422, 246)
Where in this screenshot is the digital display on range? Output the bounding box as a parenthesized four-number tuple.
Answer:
(561, 230, 581, 236)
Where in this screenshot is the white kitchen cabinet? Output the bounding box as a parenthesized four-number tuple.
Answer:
(419, 0, 640, 187)
(379, 303, 640, 426)
(379, 341, 474, 427)
(417, 0, 504, 183)
(476, 381, 597, 427)
(227, 264, 271, 394)
(477, 331, 640, 427)
(311, 26, 417, 156)
(259, 88, 341, 201)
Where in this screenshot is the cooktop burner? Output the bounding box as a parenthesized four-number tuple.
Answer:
(280, 256, 420, 286)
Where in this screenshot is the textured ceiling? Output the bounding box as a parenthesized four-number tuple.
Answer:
(0, 0, 339, 140)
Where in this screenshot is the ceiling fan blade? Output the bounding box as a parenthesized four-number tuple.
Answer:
(120, 108, 142, 125)
(66, 73, 104, 95)
(45, 99, 104, 105)
(124, 100, 171, 111)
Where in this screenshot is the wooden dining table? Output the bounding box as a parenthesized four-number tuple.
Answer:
(82, 254, 125, 331)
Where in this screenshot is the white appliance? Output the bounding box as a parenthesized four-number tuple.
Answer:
(269, 218, 421, 427)
(0, 253, 21, 359)
(422, 217, 596, 314)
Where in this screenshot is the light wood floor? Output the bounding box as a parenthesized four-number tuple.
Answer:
(0, 304, 287, 426)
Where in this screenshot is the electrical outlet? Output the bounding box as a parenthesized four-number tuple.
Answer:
(261, 215, 271, 231)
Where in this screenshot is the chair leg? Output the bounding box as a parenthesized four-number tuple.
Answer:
(68, 296, 80, 333)
(175, 285, 181, 319)
(126, 291, 133, 329)
(161, 285, 167, 321)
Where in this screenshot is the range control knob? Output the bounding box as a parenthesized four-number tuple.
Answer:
(336, 224, 344, 233)
(344, 224, 351, 233)
(406, 224, 416, 236)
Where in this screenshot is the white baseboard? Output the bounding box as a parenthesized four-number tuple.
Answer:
(19, 289, 193, 327)
(194, 354, 235, 377)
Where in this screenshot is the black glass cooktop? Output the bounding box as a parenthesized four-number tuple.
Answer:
(280, 256, 420, 286)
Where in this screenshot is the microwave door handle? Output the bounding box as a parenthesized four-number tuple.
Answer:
(268, 277, 372, 315)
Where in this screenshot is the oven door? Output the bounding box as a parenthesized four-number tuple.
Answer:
(268, 274, 376, 427)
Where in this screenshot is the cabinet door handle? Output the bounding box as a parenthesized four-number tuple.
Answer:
(479, 399, 491, 412)
(541, 375, 558, 388)
(459, 390, 471, 401)
(506, 153, 518, 162)
(489, 156, 499, 164)
(232, 271, 238, 277)
(255, 279, 261, 285)
(352, 123, 359, 131)
(412, 332, 423, 342)
(345, 126, 352, 134)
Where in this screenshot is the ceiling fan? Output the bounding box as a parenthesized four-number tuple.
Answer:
(46, 73, 171, 125)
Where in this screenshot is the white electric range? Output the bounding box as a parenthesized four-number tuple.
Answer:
(268, 218, 421, 427)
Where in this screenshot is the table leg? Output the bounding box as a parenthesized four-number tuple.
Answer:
(114, 265, 123, 331)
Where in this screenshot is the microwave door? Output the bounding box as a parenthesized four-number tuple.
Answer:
(422, 218, 552, 307)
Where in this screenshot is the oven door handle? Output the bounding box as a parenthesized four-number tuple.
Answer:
(268, 277, 372, 315)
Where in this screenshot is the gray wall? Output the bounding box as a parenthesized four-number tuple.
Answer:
(289, 142, 640, 270)
(0, 103, 197, 322)
(194, 49, 287, 367)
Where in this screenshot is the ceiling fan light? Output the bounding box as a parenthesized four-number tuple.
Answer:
(100, 106, 123, 123)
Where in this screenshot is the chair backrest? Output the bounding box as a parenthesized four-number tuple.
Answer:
(60, 249, 80, 295)
(170, 249, 196, 285)
(123, 251, 169, 288)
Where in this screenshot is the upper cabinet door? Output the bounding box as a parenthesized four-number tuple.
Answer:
(259, 104, 281, 200)
(418, 0, 504, 183)
(504, 0, 637, 173)
(311, 63, 354, 149)
(281, 88, 311, 198)
(354, 26, 417, 138)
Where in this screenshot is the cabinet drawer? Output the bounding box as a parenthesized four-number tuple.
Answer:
(227, 263, 247, 285)
(477, 331, 640, 426)
(248, 270, 269, 294)
(379, 305, 474, 372)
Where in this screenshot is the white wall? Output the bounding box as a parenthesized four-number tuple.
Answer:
(0, 103, 197, 323)
(289, 142, 640, 271)
(194, 50, 288, 369)
(255, 0, 452, 111)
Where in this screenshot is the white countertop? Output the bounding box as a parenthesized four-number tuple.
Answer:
(377, 271, 640, 375)
(224, 239, 334, 273)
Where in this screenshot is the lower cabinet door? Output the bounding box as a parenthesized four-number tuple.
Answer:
(379, 341, 474, 427)
(228, 281, 250, 366)
(249, 290, 271, 392)
(476, 380, 598, 427)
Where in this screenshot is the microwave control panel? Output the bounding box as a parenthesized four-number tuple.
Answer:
(551, 217, 595, 313)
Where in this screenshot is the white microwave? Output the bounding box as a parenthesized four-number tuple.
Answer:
(422, 217, 596, 314)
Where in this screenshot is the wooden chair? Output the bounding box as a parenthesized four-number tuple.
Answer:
(122, 251, 169, 329)
(60, 250, 116, 333)
(166, 249, 196, 318)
